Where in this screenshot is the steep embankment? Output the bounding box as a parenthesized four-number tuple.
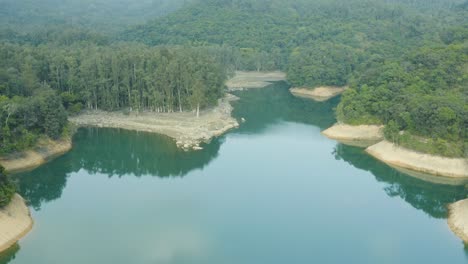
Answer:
(70, 94, 240, 150)
(0, 138, 72, 173)
(322, 124, 384, 147)
(0, 194, 33, 253)
(290, 86, 347, 102)
(366, 141, 468, 178)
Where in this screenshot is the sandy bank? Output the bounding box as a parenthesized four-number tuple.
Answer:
(0, 138, 72, 173)
(366, 141, 468, 178)
(322, 124, 384, 147)
(0, 194, 33, 253)
(290, 86, 347, 102)
(226, 71, 286, 91)
(448, 199, 468, 244)
(70, 94, 240, 150)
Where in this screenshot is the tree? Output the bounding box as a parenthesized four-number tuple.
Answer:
(384, 120, 400, 144)
(190, 78, 205, 118)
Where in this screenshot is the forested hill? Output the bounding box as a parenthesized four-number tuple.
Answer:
(122, 0, 467, 81)
(122, 0, 468, 157)
(123, 0, 463, 50)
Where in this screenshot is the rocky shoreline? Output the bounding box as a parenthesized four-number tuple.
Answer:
(0, 194, 33, 253)
(290, 86, 347, 101)
(70, 94, 240, 151)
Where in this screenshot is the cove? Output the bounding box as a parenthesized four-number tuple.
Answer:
(3, 82, 468, 264)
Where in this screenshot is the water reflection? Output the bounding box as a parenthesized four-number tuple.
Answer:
(72, 128, 221, 178)
(334, 143, 468, 218)
(15, 128, 222, 210)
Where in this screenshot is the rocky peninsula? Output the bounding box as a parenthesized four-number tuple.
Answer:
(70, 94, 240, 150)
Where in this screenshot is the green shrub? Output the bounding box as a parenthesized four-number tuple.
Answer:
(68, 102, 84, 115)
(0, 166, 16, 208)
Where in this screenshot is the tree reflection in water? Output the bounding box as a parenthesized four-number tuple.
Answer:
(14, 127, 222, 211)
(334, 143, 468, 219)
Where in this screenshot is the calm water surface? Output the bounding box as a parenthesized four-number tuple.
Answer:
(3, 83, 468, 263)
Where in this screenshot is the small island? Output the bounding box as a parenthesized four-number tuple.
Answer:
(290, 86, 347, 102)
(448, 199, 468, 244)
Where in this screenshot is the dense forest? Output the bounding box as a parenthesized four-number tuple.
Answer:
(0, 0, 467, 158)
(0, 44, 228, 154)
(123, 0, 467, 157)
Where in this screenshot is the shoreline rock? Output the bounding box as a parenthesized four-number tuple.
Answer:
(0, 138, 72, 174)
(70, 94, 240, 151)
(290, 86, 347, 102)
(226, 71, 286, 91)
(366, 141, 468, 178)
(322, 124, 384, 147)
(0, 194, 33, 253)
(448, 199, 468, 244)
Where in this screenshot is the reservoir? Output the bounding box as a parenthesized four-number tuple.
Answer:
(4, 83, 467, 264)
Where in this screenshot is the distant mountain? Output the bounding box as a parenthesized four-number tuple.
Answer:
(0, 0, 193, 33)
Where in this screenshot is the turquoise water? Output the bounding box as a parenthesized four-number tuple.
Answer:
(4, 82, 468, 263)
